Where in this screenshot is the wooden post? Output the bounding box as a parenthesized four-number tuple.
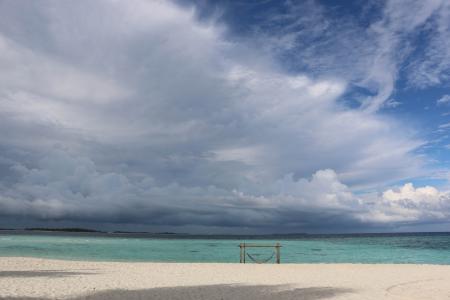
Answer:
(239, 243, 243, 263)
(276, 243, 281, 264)
(243, 243, 246, 264)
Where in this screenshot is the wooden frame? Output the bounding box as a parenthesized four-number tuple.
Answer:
(239, 243, 281, 264)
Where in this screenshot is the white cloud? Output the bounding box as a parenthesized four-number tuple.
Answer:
(383, 98, 402, 108)
(438, 122, 450, 129)
(211, 146, 263, 165)
(361, 183, 450, 223)
(406, 1, 450, 88)
(361, 0, 446, 112)
(437, 95, 450, 106)
(383, 183, 440, 203)
(0, 34, 129, 104)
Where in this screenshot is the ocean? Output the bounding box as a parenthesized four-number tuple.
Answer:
(0, 231, 449, 264)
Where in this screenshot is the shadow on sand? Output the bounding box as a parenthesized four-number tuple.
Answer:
(1, 284, 353, 300)
(0, 270, 98, 278)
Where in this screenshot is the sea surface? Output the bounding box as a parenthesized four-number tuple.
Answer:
(0, 231, 449, 264)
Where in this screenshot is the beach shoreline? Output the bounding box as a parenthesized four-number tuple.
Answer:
(1, 257, 449, 299)
(1, 255, 450, 265)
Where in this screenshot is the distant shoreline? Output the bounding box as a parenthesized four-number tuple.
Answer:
(0, 228, 180, 235)
(1, 228, 449, 237)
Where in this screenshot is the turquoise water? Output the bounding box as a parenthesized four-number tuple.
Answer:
(0, 232, 449, 264)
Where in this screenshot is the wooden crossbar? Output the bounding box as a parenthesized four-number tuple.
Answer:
(239, 244, 282, 247)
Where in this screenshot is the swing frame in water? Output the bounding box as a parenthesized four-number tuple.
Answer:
(239, 243, 281, 264)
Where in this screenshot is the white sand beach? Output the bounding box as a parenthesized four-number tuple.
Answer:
(0, 257, 449, 299)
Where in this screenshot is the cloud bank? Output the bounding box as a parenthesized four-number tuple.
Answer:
(0, 0, 448, 232)
(2, 150, 449, 232)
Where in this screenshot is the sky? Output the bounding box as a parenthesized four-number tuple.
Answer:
(0, 0, 449, 234)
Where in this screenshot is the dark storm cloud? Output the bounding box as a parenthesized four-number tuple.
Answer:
(0, 0, 449, 233)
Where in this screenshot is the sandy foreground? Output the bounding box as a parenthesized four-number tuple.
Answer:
(0, 258, 449, 300)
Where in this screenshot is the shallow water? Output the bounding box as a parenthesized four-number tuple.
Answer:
(0, 232, 449, 264)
